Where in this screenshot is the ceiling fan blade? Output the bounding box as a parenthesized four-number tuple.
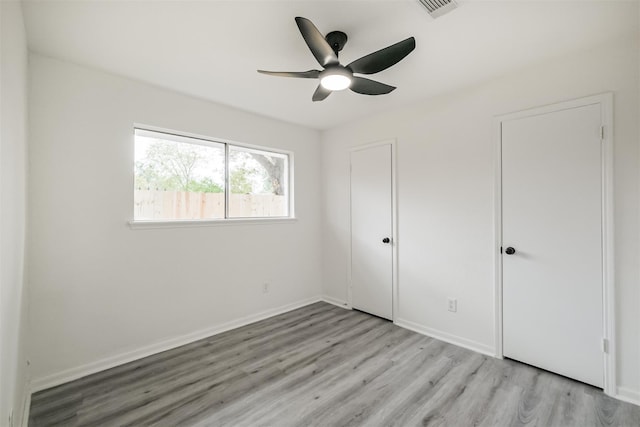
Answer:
(347, 37, 416, 75)
(350, 77, 396, 95)
(312, 85, 332, 102)
(258, 70, 321, 79)
(295, 17, 339, 68)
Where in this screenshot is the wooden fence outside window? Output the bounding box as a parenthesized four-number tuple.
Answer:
(134, 190, 286, 219)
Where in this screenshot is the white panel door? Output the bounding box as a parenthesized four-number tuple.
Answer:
(351, 144, 393, 320)
(502, 103, 603, 387)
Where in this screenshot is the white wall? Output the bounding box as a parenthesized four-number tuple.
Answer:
(321, 35, 640, 401)
(28, 54, 323, 385)
(0, 1, 29, 425)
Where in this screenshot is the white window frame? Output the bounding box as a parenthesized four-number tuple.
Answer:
(129, 125, 295, 229)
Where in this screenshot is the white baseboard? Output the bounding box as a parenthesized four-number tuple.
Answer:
(616, 386, 640, 407)
(322, 295, 350, 309)
(395, 318, 495, 357)
(30, 296, 322, 393)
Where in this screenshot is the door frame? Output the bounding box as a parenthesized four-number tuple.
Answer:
(493, 93, 615, 395)
(348, 139, 399, 321)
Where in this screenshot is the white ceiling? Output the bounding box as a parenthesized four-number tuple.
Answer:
(22, 0, 637, 130)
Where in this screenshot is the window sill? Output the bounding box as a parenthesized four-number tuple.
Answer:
(128, 217, 298, 230)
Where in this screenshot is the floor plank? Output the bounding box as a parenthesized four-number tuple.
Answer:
(29, 302, 640, 426)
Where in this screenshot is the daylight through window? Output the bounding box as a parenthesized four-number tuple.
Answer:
(134, 129, 290, 221)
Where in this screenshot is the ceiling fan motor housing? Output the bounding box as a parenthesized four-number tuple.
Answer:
(325, 31, 348, 54)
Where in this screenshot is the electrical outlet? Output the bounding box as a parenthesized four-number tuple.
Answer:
(263, 283, 270, 294)
(447, 298, 457, 313)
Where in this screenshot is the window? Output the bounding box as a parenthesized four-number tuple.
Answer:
(134, 128, 291, 221)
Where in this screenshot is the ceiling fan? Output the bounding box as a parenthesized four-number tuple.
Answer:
(258, 17, 416, 102)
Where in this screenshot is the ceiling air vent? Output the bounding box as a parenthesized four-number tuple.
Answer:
(418, 0, 458, 18)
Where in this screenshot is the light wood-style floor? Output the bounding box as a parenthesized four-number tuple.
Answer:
(29, 302, 640, 426)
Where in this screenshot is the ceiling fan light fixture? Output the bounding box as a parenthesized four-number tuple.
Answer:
(320, 74, 351, 91)
(319, 67, 352, 91)
(257, 17, 415, 101)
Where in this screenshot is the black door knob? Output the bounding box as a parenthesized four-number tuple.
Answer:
(505, 247, 516, 255)
(382, 237, 390, 244)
